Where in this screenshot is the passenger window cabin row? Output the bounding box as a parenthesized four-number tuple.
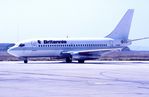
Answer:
(38, 44, 107, 47)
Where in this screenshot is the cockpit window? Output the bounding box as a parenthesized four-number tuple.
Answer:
(19, 43, 25, 47)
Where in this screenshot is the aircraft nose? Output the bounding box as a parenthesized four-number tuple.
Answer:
(7, 47, 14, 55)
(7, 47, 18, 57)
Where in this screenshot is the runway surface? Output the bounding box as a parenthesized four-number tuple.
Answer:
(0, 61, 149, 97)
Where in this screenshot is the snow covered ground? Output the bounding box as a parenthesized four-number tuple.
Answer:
(0, 61, 149, 97)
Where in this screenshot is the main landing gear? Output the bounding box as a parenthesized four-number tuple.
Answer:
(65, 57, 85, 63)
(66, 57, 72, 63)
(78, 60, 85, 63)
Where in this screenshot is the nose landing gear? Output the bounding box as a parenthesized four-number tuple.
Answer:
(23, 57, 28, 63)
(24, 59, 28, 63)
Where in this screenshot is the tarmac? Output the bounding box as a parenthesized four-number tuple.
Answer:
(0, 61, 149, 97)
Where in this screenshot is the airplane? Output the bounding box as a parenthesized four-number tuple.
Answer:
(7, 9, 149, 63)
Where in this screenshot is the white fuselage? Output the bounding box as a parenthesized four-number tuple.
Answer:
(8, 38, 130, 58)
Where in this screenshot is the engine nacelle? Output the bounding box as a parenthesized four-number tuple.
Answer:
(121, 47, 130, 51)
(72, 54, 99, 60)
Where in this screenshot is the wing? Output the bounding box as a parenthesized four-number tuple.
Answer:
(61, 48, 121, 60)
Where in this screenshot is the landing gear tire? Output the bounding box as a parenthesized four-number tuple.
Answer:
(66, 57, 72, 63)
(78, 60, 85, 63)
(24, 59, 28, 64)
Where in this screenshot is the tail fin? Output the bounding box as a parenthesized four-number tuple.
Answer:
(106, 9, 134, 41)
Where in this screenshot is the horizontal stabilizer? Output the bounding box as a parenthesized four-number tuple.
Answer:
(129, 37, 149, 42)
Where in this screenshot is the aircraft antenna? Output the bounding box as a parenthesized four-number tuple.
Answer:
(67, 32, 69, 38)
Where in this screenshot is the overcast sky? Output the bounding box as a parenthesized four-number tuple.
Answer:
(0, 0, 149, 50)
